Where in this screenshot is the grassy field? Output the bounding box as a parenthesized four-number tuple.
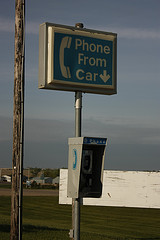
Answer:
(0, 196, 160, 240)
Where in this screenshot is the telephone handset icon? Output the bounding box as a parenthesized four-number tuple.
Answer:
(59, 36, 72, 78)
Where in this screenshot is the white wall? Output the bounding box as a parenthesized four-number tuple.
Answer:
(59, 169, 160, 209)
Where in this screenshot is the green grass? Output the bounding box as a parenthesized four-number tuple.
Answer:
(0, 196, 160, 239)
(0, 183, 11, 189)
(0, 183, 58, 189)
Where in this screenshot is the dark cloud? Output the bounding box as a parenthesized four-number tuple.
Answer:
(1, 116, 159, 170)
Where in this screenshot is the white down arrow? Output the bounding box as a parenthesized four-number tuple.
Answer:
(100, 70, 110, 83)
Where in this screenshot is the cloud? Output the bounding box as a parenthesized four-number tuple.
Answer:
(0, 116, 12, 141)
(83, 118, 160, 146)
(0, 17, 14, 33)
(25, 118, 74, 142)
(90, 24, 160, 40)
(26, 21, 39, 35)
(24, 117, 160, 170)
(1, 17, 160, 40)
(110, 27, 160, 40)
(1, 115, 160, 146)
(0, 17, 39, 35)
(1, 116, 160, 169)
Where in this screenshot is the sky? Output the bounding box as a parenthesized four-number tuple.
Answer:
(0, 0, 160, 171)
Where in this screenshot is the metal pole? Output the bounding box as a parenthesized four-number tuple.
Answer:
(73, 91, 82, 240)
(72, 22, 84, 240)
(75, 91, 82, 137)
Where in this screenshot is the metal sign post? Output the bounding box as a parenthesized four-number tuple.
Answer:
(72, 23, 83, 240)
(73, 91, 82, 240)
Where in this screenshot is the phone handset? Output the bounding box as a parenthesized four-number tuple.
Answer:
(59, 36, 72, 78)
(73, 149, 77, 170)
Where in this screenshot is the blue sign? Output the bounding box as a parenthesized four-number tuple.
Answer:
(39, 23, 117, 95)
(53, 32, 114, 88)
(83, 137, 107, 145)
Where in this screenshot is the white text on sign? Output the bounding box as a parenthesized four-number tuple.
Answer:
(74, 38, 111, 82)
(75, 39, 111, 54)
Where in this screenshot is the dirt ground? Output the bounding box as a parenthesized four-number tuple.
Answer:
(0, 188, 59, 196)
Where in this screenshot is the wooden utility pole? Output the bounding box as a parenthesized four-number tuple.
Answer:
(10, 0, 25, 239)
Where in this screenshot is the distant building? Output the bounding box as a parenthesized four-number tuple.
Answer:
(44, 177, 53, 184)
(52, 176, 59, 185)
(31, 177, 44, 184)
(2, 175, 11, 182)
(0, 168, 12, 176)
(30, 176, 59, 185)
(31, 176, 53, 184)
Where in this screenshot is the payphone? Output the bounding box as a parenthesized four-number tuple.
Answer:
(67, 137, 107, 198)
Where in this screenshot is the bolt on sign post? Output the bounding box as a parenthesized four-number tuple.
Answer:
(39, 22, 117, 240)
(11, 0, 25, 240)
